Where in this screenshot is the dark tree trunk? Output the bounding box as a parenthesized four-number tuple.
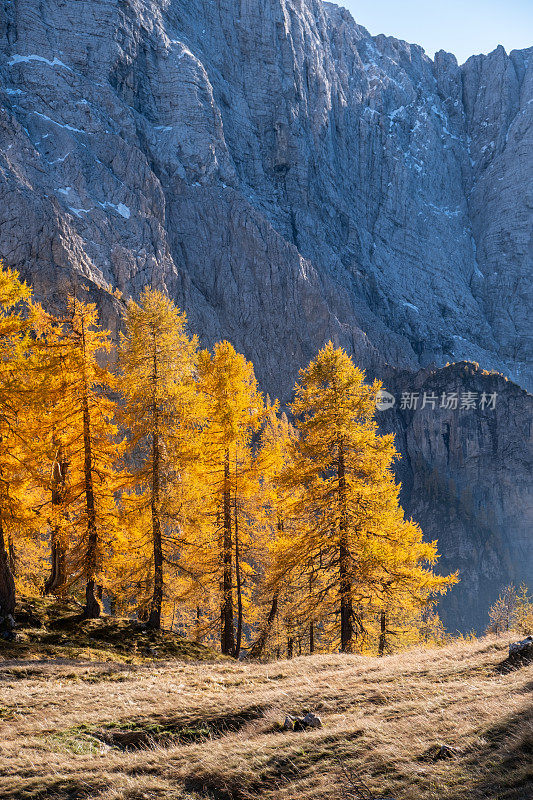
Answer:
(0, 516, 15, 620)
(82, 390, 101, 619)
(309, 574, 315, 653)
(195, 605, 202, 643)
(84, 578, 101, 618)
(234, 468, 243, 658)
(221, 448, 235, 655)
(378, 610, 387, 657)
(287, 635, 294, 659)
(44, 443, 68, 595)
(45, 537, 66, 595)
(234, 504, 243, 658)
(248, 590, 279, 659)
(148, 431, 163, 629)
(7, 533, 15, 574)
(338, 443, 353, 652)
(147, 340, 164, 631)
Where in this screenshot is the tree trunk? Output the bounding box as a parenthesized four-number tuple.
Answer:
(195, 605, 202, 643)
(378, 610, 387, 657)
(248, 590, 279, 659)
(148, 429, 164, 629)
(338, 442, 353, 652)
(287, 635, 293, 659)
(45, 536, 66, 595)
(221, 448, 235, 654)
(82, 390, 101, 619)
(7, 533, 15, 574)
(309, 574, 315, 653)
(147, 339, 164, 631)
(234, 503, 243, 658)
(0, 515, 15, 621)
(44, 442, 68, 595)
(234, 456, 243, 658)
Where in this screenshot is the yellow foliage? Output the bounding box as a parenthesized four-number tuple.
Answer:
(0, 271, 460, 658)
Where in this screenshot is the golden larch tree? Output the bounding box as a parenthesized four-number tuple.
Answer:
(276, 342, 456, 652)
(197, 341, 267, 656)
(0, 265, 46, 620)
(119, 288, 200, 630)
(34, 295, 124, 617)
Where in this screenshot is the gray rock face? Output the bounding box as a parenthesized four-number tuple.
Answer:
(0, 1, 531, 630)
(0, 0, 531, 392)
(378, 362, 532, 632)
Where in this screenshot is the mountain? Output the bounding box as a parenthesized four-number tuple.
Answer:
(0, 0, 531, 630)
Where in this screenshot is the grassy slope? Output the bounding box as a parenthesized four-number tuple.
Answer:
(0, 605, 531, 800)
(4, 596, 222, 664)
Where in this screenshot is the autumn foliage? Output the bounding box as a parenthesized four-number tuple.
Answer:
(0, 265, 457, 655)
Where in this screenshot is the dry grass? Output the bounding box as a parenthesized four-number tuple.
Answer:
(0, 635, 531, 800)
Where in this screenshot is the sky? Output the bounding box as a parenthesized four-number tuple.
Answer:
(338, 0, 533, 64)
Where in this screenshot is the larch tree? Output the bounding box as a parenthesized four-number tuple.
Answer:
(34, 295, 123, 617)
(197, 341, 267, 656)
(276, 342, 456, 653)
(0, 265, 38, 623)
(119, 288, 200, 630)
(27, 305, 73, 597)
(248, 404, 296, 659)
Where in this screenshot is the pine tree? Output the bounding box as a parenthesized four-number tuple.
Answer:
(119, 288, 200, 630)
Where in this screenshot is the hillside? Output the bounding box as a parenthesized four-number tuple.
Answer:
(1, 616, 531, 800)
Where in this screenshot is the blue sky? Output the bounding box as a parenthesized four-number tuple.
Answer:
(338, 0, 533, 64)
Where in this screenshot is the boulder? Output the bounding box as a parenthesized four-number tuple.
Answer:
(509, 636, 533, 656)
(302, 712, 322, 729)
(283, 712, 322, 731)
(430, 744, 462, 760)
(499, 636, 533, 671)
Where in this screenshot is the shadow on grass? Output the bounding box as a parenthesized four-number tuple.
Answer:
(94, 704, 267, 749)
(1, 776, 105, 800)
(444, 707, 533, 800)
(182, 730, 379, 800)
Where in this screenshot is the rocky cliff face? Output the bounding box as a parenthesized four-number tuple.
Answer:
(379, 363, 532, 632)
(0, 0, 531, 630)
